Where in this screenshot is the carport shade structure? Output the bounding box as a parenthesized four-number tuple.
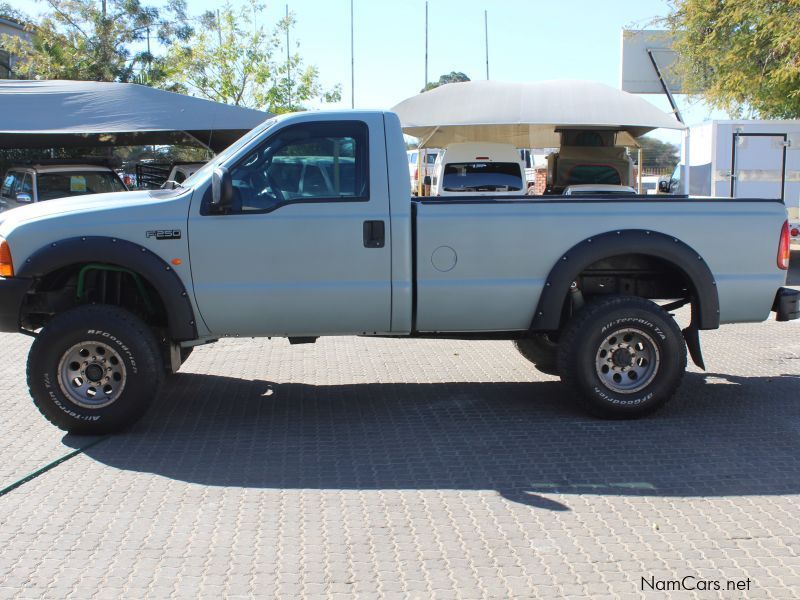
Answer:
(0, 80, 271, 152)
(391, 79, 685, 148)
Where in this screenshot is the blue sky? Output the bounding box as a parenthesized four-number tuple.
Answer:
(13, 0, 729, 144)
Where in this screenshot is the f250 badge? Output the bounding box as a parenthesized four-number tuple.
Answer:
(146, 229, 182, 240)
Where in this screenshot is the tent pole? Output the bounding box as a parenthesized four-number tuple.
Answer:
(637, 148, 643, 193)
(418, 126, 440, 149)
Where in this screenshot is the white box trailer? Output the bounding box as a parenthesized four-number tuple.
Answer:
(670, 120, 800, 226)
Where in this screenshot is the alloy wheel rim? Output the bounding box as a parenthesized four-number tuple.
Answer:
(57, 341, 127, 409)
(594, 327, 660, 394)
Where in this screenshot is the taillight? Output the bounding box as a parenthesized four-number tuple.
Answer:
(778, 220, 790, 270)
(791, 226, 799, 238)
(413, 167, 418, 180)
(0, 237, 13, 278)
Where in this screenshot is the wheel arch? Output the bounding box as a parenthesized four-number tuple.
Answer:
(531, 229, 720, 332)
(17, 236, 198, 341)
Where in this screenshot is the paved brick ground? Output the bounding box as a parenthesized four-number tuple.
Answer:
(1, 297, 799, 598)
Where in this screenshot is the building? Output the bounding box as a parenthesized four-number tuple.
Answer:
(0, 16, 31, 79)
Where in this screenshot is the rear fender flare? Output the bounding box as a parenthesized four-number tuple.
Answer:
(531, 229, 720, 331)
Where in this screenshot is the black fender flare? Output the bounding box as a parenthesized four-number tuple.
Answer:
(17, 236, 198, 341)
(531, 229, 720, 332)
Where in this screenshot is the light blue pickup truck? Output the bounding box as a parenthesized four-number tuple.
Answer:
(0, 111, 797, 433)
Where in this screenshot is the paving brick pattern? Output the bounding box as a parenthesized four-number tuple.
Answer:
(0, 307, 799, 598)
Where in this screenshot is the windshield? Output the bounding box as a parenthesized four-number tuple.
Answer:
(182, 117, 278, 187)
(37, 171, 126, 201)
(442, 162, 523, 192)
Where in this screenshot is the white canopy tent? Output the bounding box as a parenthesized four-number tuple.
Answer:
(391, 79, 685, 148)
(0, 80, 271, 152)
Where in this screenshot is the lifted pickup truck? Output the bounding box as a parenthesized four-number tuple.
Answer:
(0, 111, 797, 434)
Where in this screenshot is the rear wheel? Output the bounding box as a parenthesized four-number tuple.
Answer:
(557, 295, 687, 418)
(27, 305, 163, 434)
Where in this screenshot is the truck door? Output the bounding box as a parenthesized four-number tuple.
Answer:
(188, 117, 392, 337)
(730, 133, 787, 200)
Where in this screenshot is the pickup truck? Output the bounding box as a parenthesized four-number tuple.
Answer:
(0, 110, 797, 434)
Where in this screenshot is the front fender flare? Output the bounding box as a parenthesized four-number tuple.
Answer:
(531, 229, 720, 332)
(17, 236, 198, 341)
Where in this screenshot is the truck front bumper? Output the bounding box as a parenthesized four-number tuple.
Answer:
(0, 277, 32, 332)
(773, 287, 800, 322)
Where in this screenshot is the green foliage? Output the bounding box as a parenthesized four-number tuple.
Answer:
(666, 0, 800, 118)
(165, 1, 341, 113)
(635, 136, 680, 171)
(0, 0, 192, 85)
(421, 71, 470, 93)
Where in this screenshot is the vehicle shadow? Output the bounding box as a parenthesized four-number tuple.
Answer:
(65, 371, 800, 510)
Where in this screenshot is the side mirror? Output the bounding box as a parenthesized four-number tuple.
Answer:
(211, 167, 233, 212)
(657, 180, 670, 194)
(16, 193, 32, 203)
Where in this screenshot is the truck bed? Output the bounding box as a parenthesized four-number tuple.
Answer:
(412, 195, 787, 332)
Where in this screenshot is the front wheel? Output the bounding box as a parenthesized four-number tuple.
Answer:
(557, 296, 687, 418)
(27, 305, 163, 434)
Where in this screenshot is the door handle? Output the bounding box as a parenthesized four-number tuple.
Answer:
(363, 220, 385, 248)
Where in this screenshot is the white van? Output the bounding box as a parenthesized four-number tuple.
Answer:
(407, 148, 440, 194)
(431, 143, 526, 197)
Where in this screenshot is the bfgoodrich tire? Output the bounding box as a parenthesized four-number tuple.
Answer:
(557, 295, 687, 419)
(27, 305, 163, 434)
(514, 334, 559, 375)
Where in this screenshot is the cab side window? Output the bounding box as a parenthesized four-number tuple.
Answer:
(17, 174, 33, 198)
(225, 121, 369, 214)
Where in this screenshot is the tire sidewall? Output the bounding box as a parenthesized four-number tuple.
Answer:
(29, 313, 159, 432)
(570, 307, 684, 415)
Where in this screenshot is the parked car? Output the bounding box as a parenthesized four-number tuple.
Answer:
(431, 142, 526, 196)
(0, 110, 797, 435)
(0, 162, 127, 211)
(407, 148, 439, 194)
(563, 184, 637, 196)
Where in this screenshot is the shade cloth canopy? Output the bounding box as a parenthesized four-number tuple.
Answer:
(0, 80, 270, 152)
(391, 79, 685, 148)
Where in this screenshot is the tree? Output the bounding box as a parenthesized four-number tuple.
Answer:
(421, 71, 470, 93)
(666, 0, 800, 118)
(635, 136, 679, 172)
(0, 0, 192, 86)
(0, 3, 26, 21)
(165, 2, 340, 113)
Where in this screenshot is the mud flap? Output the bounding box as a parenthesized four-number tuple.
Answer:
(682, 322, 705, 371)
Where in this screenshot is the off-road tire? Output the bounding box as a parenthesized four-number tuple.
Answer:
(514, 334, 559, 375)
(557, 295, 687, 418)
(27, 305, 163, 434)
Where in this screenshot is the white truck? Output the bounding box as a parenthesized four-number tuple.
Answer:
(0, 110, 797, 434)
(430, 143, 526, 197)
(0, 162, 128, 211)
(661, 120, 800, 244)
